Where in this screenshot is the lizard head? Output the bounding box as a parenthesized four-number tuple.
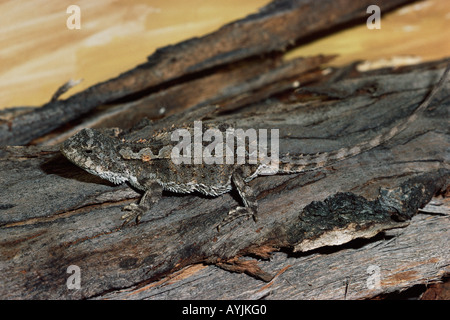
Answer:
(60, 128, 131, 184)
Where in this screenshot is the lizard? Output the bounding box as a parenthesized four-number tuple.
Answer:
(60, 66, 449, 228)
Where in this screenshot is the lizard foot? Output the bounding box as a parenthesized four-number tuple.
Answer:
(121, 203, 148, 226)
(217, 206, 257, 231)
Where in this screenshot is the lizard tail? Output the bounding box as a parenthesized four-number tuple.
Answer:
(278, 65, 450, 174)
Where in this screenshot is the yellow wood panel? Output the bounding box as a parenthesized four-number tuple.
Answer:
(1, 0, 449, 109)
(0, 0, 270, 108)
(287, 0, 450, 68)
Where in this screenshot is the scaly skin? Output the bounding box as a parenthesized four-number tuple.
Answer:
(60, 66, 449, 227)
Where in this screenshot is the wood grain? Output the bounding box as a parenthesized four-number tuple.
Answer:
(96, 199, 450, 300)
(1, 62, 448, 299)
(0, 0, 448, 300)
(2, 0, 450, 109)
(0, 0, 269, 108)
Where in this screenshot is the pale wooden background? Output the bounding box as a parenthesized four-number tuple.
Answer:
(1, 0, 449, 108)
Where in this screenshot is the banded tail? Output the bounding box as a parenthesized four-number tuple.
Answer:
(279, 66, 450, 174)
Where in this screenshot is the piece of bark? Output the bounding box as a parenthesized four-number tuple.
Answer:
(421, 279, 450, 300)
(0, 63, 448, 299)
(37, 55, 334, 146)
(0, 0, 418, 146)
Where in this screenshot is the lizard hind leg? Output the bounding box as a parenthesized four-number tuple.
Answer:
(218, 169, 258, 231)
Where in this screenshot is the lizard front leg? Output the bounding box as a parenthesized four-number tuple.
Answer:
(121, 182, 163, 226)
(218, 168, 258, 230)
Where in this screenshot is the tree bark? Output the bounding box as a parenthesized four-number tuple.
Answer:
(1, 60, 448, 299)
(0, 0, 448, 300)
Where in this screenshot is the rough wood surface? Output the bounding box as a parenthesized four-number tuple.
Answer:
(0, 0, 417, 146)
(37, 54, 334, 146)
(0, 61, 448, 299)
(1, 0, 448, 300)
(96, 198, 450, 300)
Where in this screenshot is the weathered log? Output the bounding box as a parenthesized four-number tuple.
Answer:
(0, 61, 448, 299)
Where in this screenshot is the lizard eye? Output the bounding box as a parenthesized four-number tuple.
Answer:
(84, 149, 93, 154)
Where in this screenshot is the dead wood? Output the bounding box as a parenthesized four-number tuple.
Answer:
(95, 199, 450, 300)
(0, 0, 448, 300)
(0, 61, 448, 299)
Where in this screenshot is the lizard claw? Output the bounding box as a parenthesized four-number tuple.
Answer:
(121, 203, 147, 226)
